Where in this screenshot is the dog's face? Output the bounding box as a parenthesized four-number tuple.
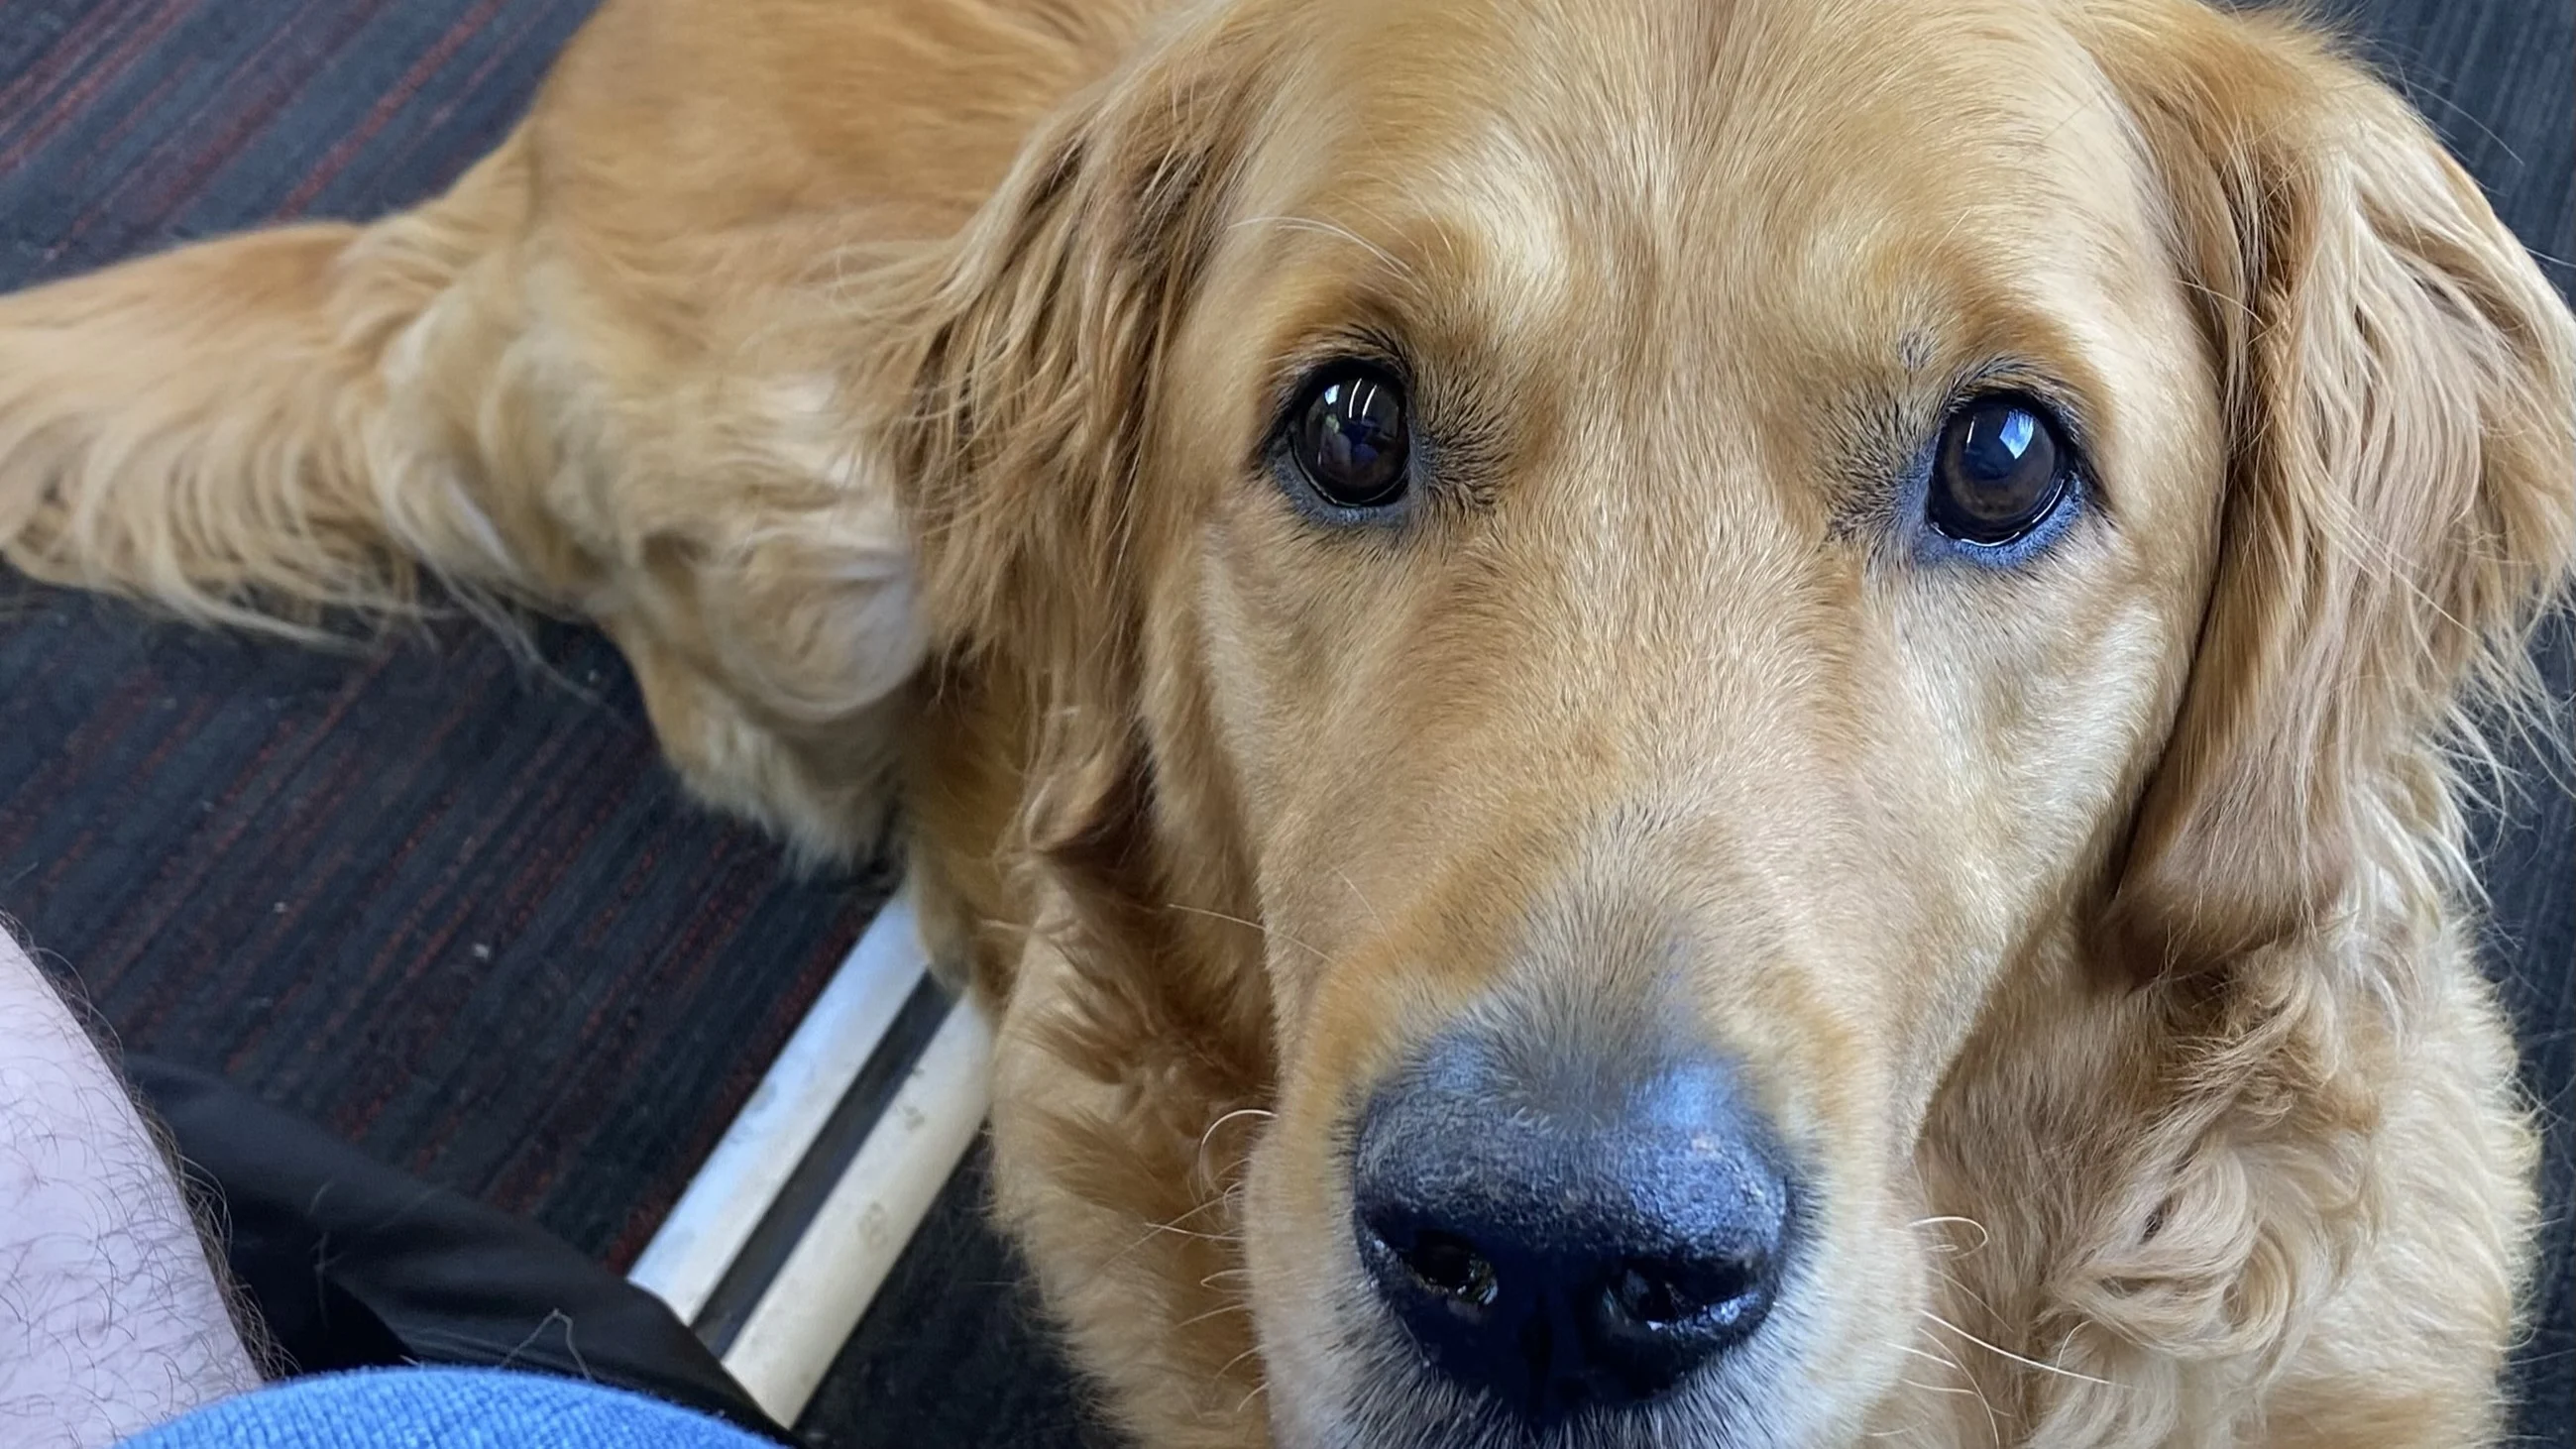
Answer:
(899, 0, 2572, 1443)
(1168, 3, 2204, 1442)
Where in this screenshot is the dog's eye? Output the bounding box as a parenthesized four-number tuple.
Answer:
(1927, 394, 2072, 546)
(1285, 365, 1410, 511)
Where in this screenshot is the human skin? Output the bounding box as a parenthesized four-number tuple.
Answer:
(0, 928, 261, 1447)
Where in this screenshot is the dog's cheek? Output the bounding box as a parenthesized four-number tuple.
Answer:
(1239, 1101, 1374, 1447)
(1759, 1174, 1943, 1444)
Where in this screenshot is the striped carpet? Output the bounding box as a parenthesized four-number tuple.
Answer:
(0, 1, 2569, 1445)
(0, 0, 891, 1274)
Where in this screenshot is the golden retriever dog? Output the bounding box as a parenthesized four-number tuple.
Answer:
(2, 0, 2569, 1443)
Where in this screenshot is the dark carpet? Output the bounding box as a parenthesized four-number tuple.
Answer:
(0, 0, 886, 1272)
(0, 0, 2567, 1445)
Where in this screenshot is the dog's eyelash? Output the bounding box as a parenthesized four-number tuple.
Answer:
(1256, 328, 1414, 439)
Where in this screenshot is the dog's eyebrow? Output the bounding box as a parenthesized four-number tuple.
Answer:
(1229, 213, 1413, 279)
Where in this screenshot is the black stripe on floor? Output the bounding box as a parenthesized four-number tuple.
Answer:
(691, 970, 958, 1356)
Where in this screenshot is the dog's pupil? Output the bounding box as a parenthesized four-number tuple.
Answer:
(1929, 394, 2066, 545)
(1293, 369, 1409, 508)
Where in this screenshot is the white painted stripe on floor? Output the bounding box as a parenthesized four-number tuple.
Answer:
(628, 885, 932, 1321)
(722, 994, 995, 1425)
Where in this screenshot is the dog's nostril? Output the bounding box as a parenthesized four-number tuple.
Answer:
(1609, 1263, 1688, 1326)
(1605, 1256, 1758, 1327)
(1397, 1229, 1501, 1307)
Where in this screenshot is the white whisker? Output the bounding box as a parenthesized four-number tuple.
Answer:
(1229, 214, 1408, 277)
(1195, 1104, 1277, 1181)
(1886, 1331, 2003, 1449)
(1215, 1342, 1267, 1382)
(1908, 1215, 1993, 1254)
(1919, 1311, 2116, 1388)
(1170, 1298, 1255, 1332)
(1333, 867, 1391, 938)
(1163, 902, 1333, 965)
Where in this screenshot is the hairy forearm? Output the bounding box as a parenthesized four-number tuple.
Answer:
(0, 932, 261, 1447)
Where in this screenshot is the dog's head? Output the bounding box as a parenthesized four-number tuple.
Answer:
(886, 0, 2574, 1442)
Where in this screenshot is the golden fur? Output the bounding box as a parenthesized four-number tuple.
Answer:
(3, 0, 2570, 1444)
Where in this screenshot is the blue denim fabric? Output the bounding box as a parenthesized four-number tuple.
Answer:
(123, 1369, 779, 1449)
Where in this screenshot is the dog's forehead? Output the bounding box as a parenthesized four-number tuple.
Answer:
(1249, 0, 2149, 333)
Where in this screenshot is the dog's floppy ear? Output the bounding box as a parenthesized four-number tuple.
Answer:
(876, 17, 1266, 852)
(2095, 5, 2576, 979)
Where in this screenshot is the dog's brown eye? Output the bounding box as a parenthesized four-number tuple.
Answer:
(1287, 366, 1410, 510)
(1928, 394, 2072, 546)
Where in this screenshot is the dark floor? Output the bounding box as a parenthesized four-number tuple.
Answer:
(0, 0, 886, 1270)
(0, 1, 2569, 1446)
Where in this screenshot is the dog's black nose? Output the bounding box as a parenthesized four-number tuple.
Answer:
(1352, 1029, 1793, 1425)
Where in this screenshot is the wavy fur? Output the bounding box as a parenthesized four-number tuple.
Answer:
(2, 0, 2567, 1444)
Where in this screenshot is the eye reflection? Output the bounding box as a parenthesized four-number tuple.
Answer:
(1927, 394, 2072, 546)
(1286, 365, 1410, 511)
